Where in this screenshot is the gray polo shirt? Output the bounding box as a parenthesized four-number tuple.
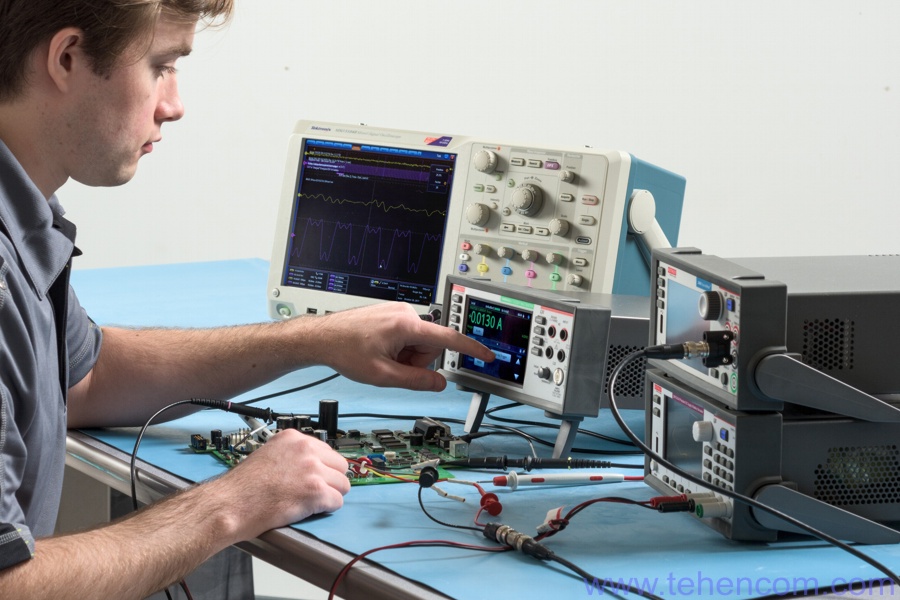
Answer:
(0, 140, 102, 570)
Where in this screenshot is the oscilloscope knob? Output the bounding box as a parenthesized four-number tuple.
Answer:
(473, 243, 492, 255)
(548, 218, 570, 236)
(546, 252, 564, 265)
(560, 170, 575, 183)
(498, 246, 516, 259)
(521, 249, 539, 262)
(566, 274, 584, 287)
(511, 184, 544, 216)
(473, 150, 499, 174)
(465, 203, 491, 227)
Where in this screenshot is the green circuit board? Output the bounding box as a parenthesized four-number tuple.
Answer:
(189, 424, 466, 486)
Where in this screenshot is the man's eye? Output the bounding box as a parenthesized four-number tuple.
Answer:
(157, 66, 178, 77)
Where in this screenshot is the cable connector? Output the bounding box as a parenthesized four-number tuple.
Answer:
(644, 341, 710, 360)
(483, 523, 554, 561)
(645, 330, 734, 368)
(649, 494, 695, 513)
(189, 398, 278, 423)
(536, 506, 568, 534)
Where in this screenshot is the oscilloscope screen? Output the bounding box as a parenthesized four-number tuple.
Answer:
(279, 139, 457, 306)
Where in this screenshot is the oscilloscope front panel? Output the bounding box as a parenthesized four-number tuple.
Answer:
(267, 121, 685, 319)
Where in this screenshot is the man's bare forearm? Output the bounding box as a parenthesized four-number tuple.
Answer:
(2, 428, 349, 599)
(2, 481, 236, 599)
(67, 319, 317, 428)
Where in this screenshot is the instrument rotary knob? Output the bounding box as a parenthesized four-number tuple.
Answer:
(692, 421, 715, 443)
(511, 184, 544, 216)
(698, 291, 724, 321)
(566, 274, 584, 287)
(536, 366, 552, 381)
(465, 203, 491, 227)
(473, 243, 491, 255)
(473, 150, 499, 174)
(549, 218, 570, 236)
(498, 246, 516, 259)
(546, 252, 564, 265)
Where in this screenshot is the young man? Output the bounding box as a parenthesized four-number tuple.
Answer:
(0, 1, 493, 597)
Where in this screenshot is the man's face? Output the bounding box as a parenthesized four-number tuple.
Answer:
(62, 15, 196, 187)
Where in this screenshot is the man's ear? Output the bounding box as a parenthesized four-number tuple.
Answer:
(45, 28, 88, 93)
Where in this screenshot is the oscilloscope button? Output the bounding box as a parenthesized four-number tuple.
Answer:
(511, 157, 526, 167)
(545, 161, 561, 170)
(581, 195, 600, 205)
(531, 347, 542, 356)
(458, 264, 470, 273)
(535, 316, 547, 325)
(533, 337, 544, 346)
(452, 294, 462, 303)
(535, 227, 550, 236)
(573, 258, 588, 267)
(501, 266, 513, 276)
(534, 326, 545, 335)
(476, 264, 489, 273)
(549, 273, 561, 282)
(559, 193, 575, 202)
(501, 223, 516, 232)
(459, 253, 471, 261)
(525, 270, 537, 279)
(527, 159, 543, 168)
(473, 184, 485, 192)
(485, 185, 497, 194)
(451, 304, 462, 313)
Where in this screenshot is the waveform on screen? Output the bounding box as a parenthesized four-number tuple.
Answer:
(305, 153, 439, 184)
(290, 218, 442, 275)
(298, 193, 446, 218)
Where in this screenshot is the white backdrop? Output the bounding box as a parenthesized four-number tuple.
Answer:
(61, 0, 900, 270)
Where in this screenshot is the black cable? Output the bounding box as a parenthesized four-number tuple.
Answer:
(484, 401, 638, 448)
(608, 349, 900, 588)
(416, 487, 483, 532)
(749, 577, 896, 600)
(131, 400, 195, 600)
(417, 469, 664, 599)
(481, 522, 665, 600)
(339, 411, 640, 459)
(234, 372, 340, 406)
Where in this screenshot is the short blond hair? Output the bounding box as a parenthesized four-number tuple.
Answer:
(0, 0, 234, 102)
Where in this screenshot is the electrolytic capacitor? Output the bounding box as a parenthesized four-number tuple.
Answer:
(318, 399, 339, 440)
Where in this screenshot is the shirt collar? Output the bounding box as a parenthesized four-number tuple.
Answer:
(0, 139, 76, 300)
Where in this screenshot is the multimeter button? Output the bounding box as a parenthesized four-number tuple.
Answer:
(553, 369, 565, 386)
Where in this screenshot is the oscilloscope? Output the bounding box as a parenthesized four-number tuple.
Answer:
(267, 120, 686, 319)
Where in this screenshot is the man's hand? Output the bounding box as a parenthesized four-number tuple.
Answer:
(307, 302, 495, 392)
(212, 429, 351, 541)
